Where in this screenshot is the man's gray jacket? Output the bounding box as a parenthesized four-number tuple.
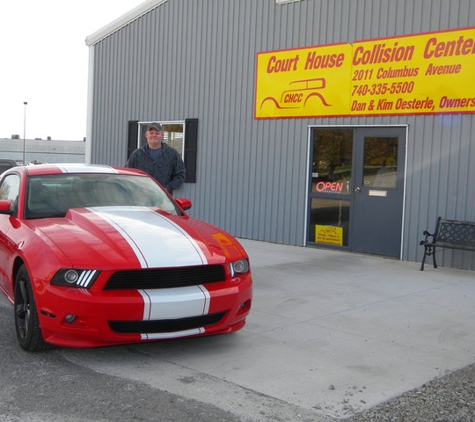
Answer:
(126, 143, 186, 193)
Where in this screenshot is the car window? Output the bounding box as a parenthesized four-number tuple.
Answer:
(25, 174, 181, 219)
(0, 174, 20, 216)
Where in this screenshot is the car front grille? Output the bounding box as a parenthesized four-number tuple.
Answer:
(104, 264, 226, 290)
(108, 312, 226, 334)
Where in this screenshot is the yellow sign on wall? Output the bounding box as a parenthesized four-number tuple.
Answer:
(255, 43, 353, 118)
(255, 27, 475, 118)
(315, 225, 343, 246)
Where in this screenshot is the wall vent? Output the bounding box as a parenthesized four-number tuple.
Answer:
(276, 0, 304, 4)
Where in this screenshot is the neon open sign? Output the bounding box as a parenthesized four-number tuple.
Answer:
(315, 181, 350, 193)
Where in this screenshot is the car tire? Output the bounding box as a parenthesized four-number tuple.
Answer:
(14, 265, 49, 352)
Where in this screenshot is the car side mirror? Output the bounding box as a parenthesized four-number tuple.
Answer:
(0, 200, 13, 215)
(175, 198, 192, 211)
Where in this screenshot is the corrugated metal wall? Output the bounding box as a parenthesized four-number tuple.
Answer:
(89, 0, 475, 269)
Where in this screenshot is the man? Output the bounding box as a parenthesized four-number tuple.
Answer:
(126, 123, 185, 194)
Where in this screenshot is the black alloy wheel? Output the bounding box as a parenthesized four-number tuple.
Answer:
(14, 265, 49, 352)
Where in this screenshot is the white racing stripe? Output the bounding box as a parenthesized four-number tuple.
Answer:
(139, 286, 210, 339)
(139, 286, 210, 320)
(90, 206, 208, 268)
(56, 164, 119, 174)
(90, 206, 212, 338)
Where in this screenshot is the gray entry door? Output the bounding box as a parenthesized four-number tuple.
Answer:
(350, 127, 406, 258)
(307, 127, 406, 258)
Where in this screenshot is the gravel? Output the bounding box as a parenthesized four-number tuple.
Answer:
(344, 364, 475, 422)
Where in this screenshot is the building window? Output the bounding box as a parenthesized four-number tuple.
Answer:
(138, 121, 185, 156)
(127, 119, 198, 183)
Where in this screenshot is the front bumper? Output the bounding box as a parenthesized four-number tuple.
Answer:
(35, 274, 252, 348)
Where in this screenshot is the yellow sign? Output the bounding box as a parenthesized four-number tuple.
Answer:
(255, 43, 353, 118)
(255, 27, 475, 118)
(315, 225, 343, 246)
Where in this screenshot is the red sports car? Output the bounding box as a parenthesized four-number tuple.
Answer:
(0, 164, 252, 351)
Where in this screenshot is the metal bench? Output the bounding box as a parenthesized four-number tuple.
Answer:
(419, 217, 475, 270)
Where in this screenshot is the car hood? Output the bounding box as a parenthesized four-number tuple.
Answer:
(31, 206, 246, 269)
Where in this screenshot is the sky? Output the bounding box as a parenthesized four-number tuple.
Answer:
(1, 0, 145, 141)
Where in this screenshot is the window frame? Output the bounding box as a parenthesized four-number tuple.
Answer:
(127, 118, 198, 184)
(138, 120, 186, 159)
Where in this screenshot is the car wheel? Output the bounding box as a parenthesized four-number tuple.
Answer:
(14, 265, 49, 352)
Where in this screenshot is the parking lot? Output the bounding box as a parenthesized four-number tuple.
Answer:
(62, 240, 475, 420)
(1, 240, 474, 421)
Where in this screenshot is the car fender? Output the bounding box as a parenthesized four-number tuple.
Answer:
(2, 219, 72, 302)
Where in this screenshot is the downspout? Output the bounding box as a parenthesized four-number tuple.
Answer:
(85, 43, 95, 164)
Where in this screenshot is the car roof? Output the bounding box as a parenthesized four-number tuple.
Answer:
(15, 164, 145, 177)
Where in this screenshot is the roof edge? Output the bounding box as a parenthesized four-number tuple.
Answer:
(85, 0, 168, 46)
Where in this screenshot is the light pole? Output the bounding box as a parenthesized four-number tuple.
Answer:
(23, 101, 28, 164)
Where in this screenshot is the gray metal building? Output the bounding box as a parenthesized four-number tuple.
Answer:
(85, 0, 475, 270)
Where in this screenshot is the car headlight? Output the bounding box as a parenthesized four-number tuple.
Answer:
(230, 259, 250, 278)
(51, 269, 100, 288)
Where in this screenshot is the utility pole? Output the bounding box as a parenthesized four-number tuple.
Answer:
(23, 101, 28, 164)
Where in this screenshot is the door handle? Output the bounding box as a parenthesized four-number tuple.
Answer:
(354, 186, 361, 192)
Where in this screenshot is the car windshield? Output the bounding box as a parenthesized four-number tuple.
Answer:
(25, 173, 181, 219)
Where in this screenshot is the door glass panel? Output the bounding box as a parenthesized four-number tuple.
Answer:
(311, 129, 353, 195)
(308, 198, 349, 246)
(363, 137, 398, 188)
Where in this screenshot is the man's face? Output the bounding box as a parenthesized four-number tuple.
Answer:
(145, 128, 164, 148)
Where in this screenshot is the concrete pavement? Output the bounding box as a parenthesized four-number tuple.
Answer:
(58, 239, 475, 421)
